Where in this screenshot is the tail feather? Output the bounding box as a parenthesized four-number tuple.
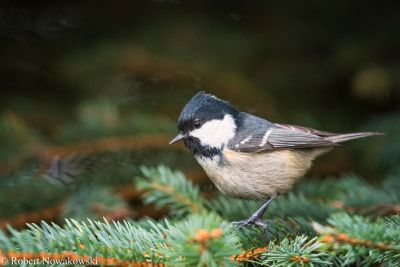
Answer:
(325, 132, 383, 143)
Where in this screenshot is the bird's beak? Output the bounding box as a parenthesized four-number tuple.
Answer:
(169, 133, 187, 144)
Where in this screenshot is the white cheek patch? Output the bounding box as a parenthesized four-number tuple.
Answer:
(190, 114, 236, 148)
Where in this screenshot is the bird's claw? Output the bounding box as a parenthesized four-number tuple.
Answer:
(232, 217, 268, 229)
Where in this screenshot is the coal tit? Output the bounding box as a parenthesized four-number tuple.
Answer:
(170, 91, 380, 228)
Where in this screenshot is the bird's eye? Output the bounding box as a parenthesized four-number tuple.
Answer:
(193, 119, 201, 128)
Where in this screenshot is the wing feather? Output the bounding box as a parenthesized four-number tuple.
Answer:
(275, 123, 337, 137)
(267, 128, 335, 149)
(229, 122, 336, 153)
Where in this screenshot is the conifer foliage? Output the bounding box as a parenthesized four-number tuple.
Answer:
(0, 164, 399, 266)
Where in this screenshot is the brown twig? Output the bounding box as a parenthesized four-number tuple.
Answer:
(231, 247, 268, 262)
(32, 134, 185, 161)
(90, 204, 135, 221)
(291, 255, 310, 263)
(0, 205, 64, 230)
(320, 232, 399, 252)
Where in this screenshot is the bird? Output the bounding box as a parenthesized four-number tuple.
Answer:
(169, 91, 381, 228)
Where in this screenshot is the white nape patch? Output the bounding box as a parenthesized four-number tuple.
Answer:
(190, 114, 236, 148)
(240, 135, 252, 145)
(259, 129, 273, 147)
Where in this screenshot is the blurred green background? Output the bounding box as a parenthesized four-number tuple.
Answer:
(0, 1, 399, 227)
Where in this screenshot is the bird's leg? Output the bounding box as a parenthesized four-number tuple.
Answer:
(232, 194, 277, 229)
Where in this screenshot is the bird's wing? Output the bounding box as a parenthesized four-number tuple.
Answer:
(228, 116, 336, 152)
(274, 123, 337, 137)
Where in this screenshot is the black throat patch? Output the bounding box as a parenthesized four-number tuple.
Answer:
(183, 137, 221, 158)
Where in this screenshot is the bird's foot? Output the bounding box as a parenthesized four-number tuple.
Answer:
(232, 196, 276, 231)
(232, 217, 268, 229)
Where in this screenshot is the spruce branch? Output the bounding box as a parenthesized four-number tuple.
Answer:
(0, 250, 163, 266)
(209, 191, 337, 223)
(327, 213, 400, 247)
(0, 163, 205, 230)
(384, 215, 400, 265)
(1, 170, 197, 230)
(340, 181, 400, 214)
(160, 213, 241, 267)
(232, 217, 315, 251)
(314, 213, 400, 266)
(231, 246, 268, 263)
(262, 236, 332, 267)
(136, 166, 207, 217)
(293, 174, 400, 217)
(268, 193, 337, 222)
(206, 195, 262, 221)
(0, 213, 243, 266)
(0, 219, 166, 265)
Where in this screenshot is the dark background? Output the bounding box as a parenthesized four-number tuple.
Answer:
(0, 1, 399, 224)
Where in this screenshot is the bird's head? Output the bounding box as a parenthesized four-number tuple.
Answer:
(170, 91, 239, 157)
